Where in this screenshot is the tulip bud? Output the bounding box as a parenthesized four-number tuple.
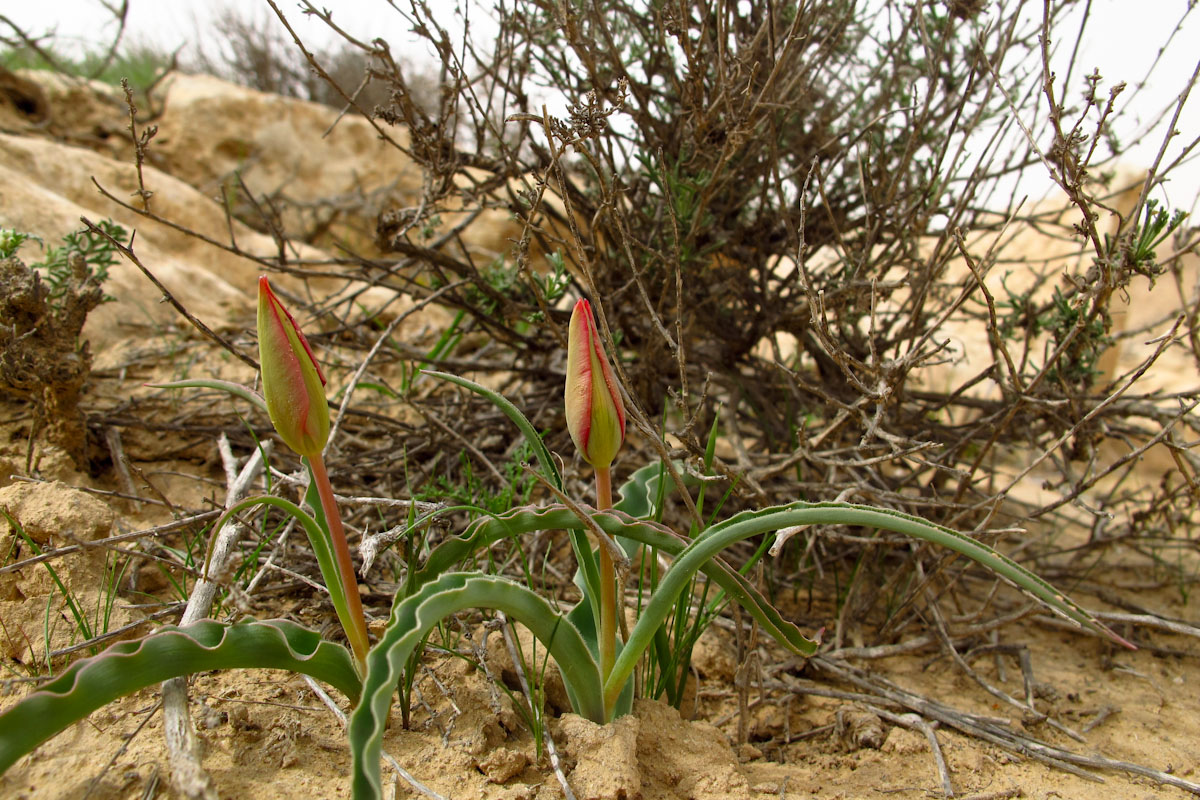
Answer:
(565, 298, 626, 469)
(257, 276, 330, 457)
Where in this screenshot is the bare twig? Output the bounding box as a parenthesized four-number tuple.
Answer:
(161, 438, 269, 799)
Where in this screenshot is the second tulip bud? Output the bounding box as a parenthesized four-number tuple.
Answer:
(565, 298, 626, 469)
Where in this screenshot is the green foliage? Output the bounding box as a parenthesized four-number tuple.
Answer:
(0, 619, 361, 775)
(1035, 286, 1111, 382)
(152, 520, 215, 606)
(0, 43, 172, 92)
(2, 511, 130, 669)
(8, 221, 127, 307)
(38, 229, 120, 303)
(415, 445, 537, 515)
(524, 250, 571, 322)
(634, 417, 755, 708)
(1109, 198, 1190, 280)
(0, 305, 1135, 800)
(0, 229, 38, 259)
(349, 572, 604, 798)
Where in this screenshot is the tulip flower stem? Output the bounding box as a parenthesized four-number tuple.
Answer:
(308, 453, 371, 670)
(595, 465, 616, 711)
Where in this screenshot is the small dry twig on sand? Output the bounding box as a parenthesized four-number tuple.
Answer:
(161, 437, 269, 800)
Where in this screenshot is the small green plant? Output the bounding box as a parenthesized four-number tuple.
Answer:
(1, 222, 125, 306)
(0, 229, 38, 259)
(1108, 198, 1190, 280)
(0, 288, 1135, 799)
(415, 441, 537, 515)
(32, 221, 125, 306)
(2, 511, 129, 667)
(524, 250, 571, 322)
(1036, 285, 1111, 382)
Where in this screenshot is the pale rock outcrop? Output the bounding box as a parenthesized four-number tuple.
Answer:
(149, 73, 423, 250)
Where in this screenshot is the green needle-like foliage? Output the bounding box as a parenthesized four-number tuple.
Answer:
(0, 620, 360, 774)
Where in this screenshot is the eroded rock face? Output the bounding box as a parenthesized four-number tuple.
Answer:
(0, 70, 463, 354)
(149, 73, 423, 251)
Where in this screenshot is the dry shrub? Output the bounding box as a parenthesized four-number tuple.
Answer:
(27, 0, 1198, 648)
(208, 0, 1200, 631)
(309, 3, 1200, 554)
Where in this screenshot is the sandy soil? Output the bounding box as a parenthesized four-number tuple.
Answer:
(3, 613, 1198, 799)
(1, 454, 1197, 800)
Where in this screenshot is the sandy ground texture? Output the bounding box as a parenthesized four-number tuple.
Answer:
(2, 583, 1199, 800)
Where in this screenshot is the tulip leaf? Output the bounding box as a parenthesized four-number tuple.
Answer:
(422, 370, 562, 492)
(614, 461, 700, 520)
(147, 378, 268, 414)
(0, 620, 359, 776)
(349, 572, 601, 799)
(407, 504, 816, 664)
(212, 494, 359, 661)
(606, 501, 1135, 706)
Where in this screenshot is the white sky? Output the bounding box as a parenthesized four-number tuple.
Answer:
(4, 0, 1199, 212)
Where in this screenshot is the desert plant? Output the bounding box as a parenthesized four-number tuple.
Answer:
(6, 0, 1196, 794)
(0, 222, 124, 467)
(0, 283, 1131, 799)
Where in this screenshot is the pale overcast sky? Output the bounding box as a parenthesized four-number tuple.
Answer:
(4, 0, 1198, 211)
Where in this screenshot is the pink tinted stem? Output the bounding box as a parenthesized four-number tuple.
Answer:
(309, 453, 371, 669)
(595, 465, 616, 706)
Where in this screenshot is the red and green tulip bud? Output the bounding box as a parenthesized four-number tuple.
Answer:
(565, 298, 626, 469)
(257, 275, 330, 457)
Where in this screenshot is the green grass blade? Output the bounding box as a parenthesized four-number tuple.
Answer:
(5, 513, 94, 651)
(349, 572, 601, 799)
(146, 378, 268, 414)
(0, 620, 359, 775)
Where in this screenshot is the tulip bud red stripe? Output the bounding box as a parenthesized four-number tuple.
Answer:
(256, 277, 369, 670)
(581, 300, 624, 443)
(565, 299, 626, 468)
(260, 277, 327, 388)
(258, 276, 330, 458)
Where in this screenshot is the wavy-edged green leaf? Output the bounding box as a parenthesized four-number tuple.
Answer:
(146, 378, 267, 414)
(607, 502, 1134, 707)
(0, 620, 359, 776)
(423, 370, 561, 492)
(211, 494, 358, 666)
(564, 595, 636, 717)
(349, 572, 601, 800)
(409, 505, 815, 664)
(614, 461, 669, 519)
